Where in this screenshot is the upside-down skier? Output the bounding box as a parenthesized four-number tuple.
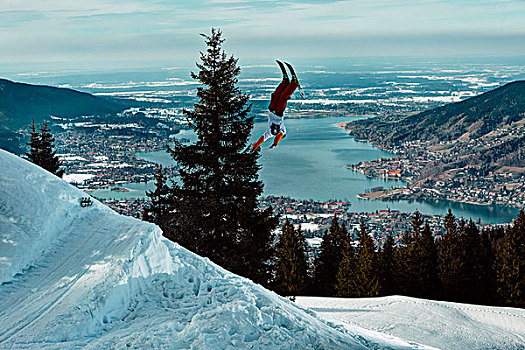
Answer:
(251, 61, 303, 152)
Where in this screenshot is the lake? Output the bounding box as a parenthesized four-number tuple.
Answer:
(93, 116, 519, 223)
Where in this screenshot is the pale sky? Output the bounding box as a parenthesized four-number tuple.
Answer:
(1, 0, 524, 70)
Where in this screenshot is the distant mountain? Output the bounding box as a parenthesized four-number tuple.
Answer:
(0, 78, 126, 153)
(346, 81, 525, 175)
(347, 81, 525, 147)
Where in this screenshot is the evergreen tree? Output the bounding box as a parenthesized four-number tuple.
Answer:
(143, 167, 172, 228)
(313, 215, 344, 296)
(26, 120, 64, 177)
(38, 121, 64, 177)
(394, 229, 416, 296)
(395, 210, 424, 296)
(163, 29, 278, 285)
(236, 195, 279, 286)
(458, 219, 484, 303)
(390, 211, 438, 299)
(413, 223, 440, 299)
(334, 219, 348, 254)
(438, 209, 463, 301)
(411, 210, 424, 238)
(351, 221, 380, 297)
(378, 233, 396, 295)
(335, 224, 356, 297)
(274, 220, 309, 298)
(26, 119, 41, 165)
(444, 209, 457, 237)
(496, 208, 525, 307)
(479, 228, 497, 304)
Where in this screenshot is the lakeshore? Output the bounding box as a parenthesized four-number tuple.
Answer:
(54, 115, 517, 224)
(338, 120, 525, 210)
(133, 117, 518, 223)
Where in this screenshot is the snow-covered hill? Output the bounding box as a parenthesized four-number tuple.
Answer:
(296, 293, 525, 349)
(0, 149, 431, 349)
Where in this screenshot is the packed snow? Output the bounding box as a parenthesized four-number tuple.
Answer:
(296, 296, 525, 350)
(63, 173, 95, 184)
(0, 150, 431, 349)
(294, 222, 320, 232)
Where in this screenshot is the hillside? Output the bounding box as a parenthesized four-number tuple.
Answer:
(401, 80, 525, 142)
(346, 81, 525, 147)
(344, 81, 525, 200)
(0, 79, 125, 153)
(0, 150, 429, 349)
(346, 81, 525, 146)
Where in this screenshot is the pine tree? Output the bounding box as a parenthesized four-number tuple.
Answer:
(396, 210, 425, 297)
(394, 229, 416, 296)
(351, 221, 380, 297)
(444, 209, 457, 237)
(458, 219, 484, 303)
(335, 224, 356, 297)
(496, 208, 525, 307)
(163, 29, 278, 286)
(411, 210, 424, 238)
(26, 119, 41, 165)
(479, 228, 497, 304)
(26, 120, 64, 177)
(143, 167, 172, 228)
(413, 223, 440, 299)
(378, 233, 396, 295)
(334, 219, 348, 254)
(236, 195, 279, 286)
(313, 215, 344, 295)
(439, 209, 463, 301)
(274, 220, 309, 298)
(38, 121, 64, 177)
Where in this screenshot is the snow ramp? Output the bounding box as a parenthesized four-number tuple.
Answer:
(0, 150, 428, 349)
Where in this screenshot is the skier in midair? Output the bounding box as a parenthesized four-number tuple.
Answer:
(251, 61, 302, 152)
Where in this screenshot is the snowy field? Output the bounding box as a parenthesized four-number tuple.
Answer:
(0, 150, 430, 349)
(296, 296, 525, 350)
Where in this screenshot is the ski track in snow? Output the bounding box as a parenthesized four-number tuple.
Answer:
(0, 150, 432, 349)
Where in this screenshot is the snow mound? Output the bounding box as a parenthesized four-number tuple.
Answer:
(0, 150, 426, 349)
(296, 296, 525, 350)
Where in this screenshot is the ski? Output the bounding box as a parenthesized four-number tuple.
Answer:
(276, 60, 289, 82)
(284, 62, 300, 87)
(284, 62, 305, 98)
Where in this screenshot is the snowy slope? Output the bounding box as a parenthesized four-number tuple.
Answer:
(296, 296, 525, 350)
(0, 150, 430, 349)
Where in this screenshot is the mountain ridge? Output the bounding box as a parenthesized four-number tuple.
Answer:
(346, 80, 525, 147)
(346, 80, 525, 175)
(0, 78, 125, 153)
(343, 81, 525, 207)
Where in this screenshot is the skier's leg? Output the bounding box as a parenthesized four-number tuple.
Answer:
(251, 135, 265, 152)
(274, 80, 299, 116)
(270, 132, 284, 149)
(270, 122, 287, 149)
(251, 131, 272, 152)
(269, 80, 289, 112)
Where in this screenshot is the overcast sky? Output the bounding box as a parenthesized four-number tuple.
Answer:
(1, 0, 524, 70)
